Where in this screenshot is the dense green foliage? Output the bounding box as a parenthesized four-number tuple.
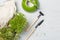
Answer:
(0, 13, 27, 40)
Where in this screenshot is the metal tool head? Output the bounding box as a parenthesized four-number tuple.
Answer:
(35, 20, 44, 28)
(38, 11, 44, 18)
(39, 11, 44, 16)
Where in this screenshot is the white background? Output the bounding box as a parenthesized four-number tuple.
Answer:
(0, 0, 60, 40)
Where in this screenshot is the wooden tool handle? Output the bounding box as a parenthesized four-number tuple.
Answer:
(26, 17, 38, 32)
(25, 28, 36, 40)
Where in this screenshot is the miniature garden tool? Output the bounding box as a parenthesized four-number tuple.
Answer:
(26, 11, 44, 32)
(25, 20, 44, 40)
